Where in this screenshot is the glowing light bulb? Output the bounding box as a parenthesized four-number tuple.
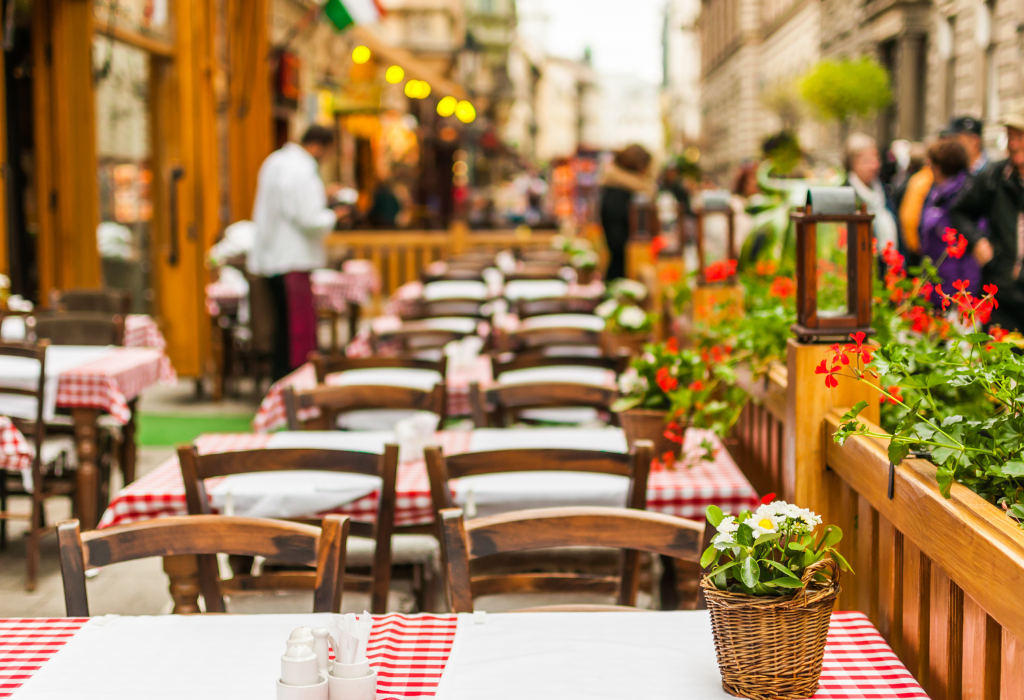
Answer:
(385, 65, 405, 84)
(404, 80, 420, 98)
(455, 100, 476, 123)
(417, 81, 431, 98)
(352, 45, 371, 64)
(437, 96, 458, 117)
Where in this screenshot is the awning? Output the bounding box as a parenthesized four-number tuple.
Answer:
(348, 25, 468, 100)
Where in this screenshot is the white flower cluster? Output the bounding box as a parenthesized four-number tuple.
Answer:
(712, 501, 821, 549)
(618, 368, 647, 395)
(595, 298, 619, 318)
(610, 279, 648, 301)
(0, 274, 9, 289)
(616, 306, 649, 330)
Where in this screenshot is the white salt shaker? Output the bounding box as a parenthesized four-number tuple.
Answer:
(311, 628, 331, 674)
(277, 644, 327, 700)
(327, 658, 377, 700)
(287, 627, 314, 653)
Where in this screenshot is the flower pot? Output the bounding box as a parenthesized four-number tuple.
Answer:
(576, 267, 595, 285)
(619, 408, 680, 460)
(604, 331, 652, 357)
(701, 558, 841, 700)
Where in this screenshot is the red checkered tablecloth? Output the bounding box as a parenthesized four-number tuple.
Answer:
(0, 614, 453, 699)
(252, 357, 493, 433)
(206, 265, 379, 317)
(98, 431, 473, 529)
(56, 348, 175, 424)
(0, 612, 926, 699)
(0, 417, 31, 473)
(98, 428, 756, 529)
(123, 315, 167, 350)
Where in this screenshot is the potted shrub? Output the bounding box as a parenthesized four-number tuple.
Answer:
(571, 249, 599, 284)
(612, 339, 744, 465)
(700, 499, 851, 699)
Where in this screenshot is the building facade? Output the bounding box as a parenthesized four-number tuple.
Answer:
(696, 0, 1024, 180)
(662, 0, 703, 156)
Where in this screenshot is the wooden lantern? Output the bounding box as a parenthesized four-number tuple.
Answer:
(695, 190, 735, 284)
(790, 187, 875, 343)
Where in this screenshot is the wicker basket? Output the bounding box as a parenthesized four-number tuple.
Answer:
(619, 408, 679, 459)
(701, 558, 841, 700)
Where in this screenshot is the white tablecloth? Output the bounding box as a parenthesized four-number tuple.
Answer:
(328, 368, 442, 391)
(496, 366, 614, 387)
(504, 280, 569, 300)
(519, 314, 605, 331)
(0, 346, 116, 420)
(435, 612, 726, 699)
(423, 280, 489, 301)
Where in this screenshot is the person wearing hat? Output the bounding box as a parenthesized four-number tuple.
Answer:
(948, 116, 990, 174)
(950, 103, 1024, 330)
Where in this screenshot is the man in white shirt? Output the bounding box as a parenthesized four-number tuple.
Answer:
(250, 125, 342, 379)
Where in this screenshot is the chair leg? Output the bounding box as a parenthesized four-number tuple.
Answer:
(25, 497, 42, 592)
(0, 476, 8, 551)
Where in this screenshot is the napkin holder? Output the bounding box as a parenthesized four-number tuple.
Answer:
(327, 660, 377, 700)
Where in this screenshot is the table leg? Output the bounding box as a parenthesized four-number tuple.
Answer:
(119, 398, 138, 486)
(164, 554, 202, 614)
(72, 408, 101, 530)
(348, 304, 361, 345)
(210, 314, 225, 401)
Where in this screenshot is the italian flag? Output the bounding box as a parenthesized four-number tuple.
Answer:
(324, 0, 384, 30)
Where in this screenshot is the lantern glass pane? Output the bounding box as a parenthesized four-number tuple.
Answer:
(701, 211, 732, 265)
(816, 222, 849, 318)
(94, 0, 174, 40)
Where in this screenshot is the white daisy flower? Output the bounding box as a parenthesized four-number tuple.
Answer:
(616, 306, 648, 329)
(595, 298, 619, 318)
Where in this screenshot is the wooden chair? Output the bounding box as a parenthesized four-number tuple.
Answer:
(438, 506, 705, 612)
(57, 514, 349, 616)
(425, 441, 653, 607)
(31, 312, 125, 346)
(372, 328, 471, 355)
(283, 382, 447, 431)
(0, 340, 83, 591)
(53, 288, 132, 315)
(178, 445, 398, 614)
(309, 353, 446, 383)
(490, 351, 629, 380)
(469, 380, 618, 428)
(503, 326, 604, 355)
(403, 298, 487, 321)
(422, 266, 486, 283)
(517, 296, 600, 318)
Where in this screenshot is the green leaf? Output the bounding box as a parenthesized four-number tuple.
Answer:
(610, 395, 642, 412)
(787, 541, 806, 551)
(770, 577, 807, 589)
(736, 523, 754, 548)
(817, 525, 843, 550)
(739, 557, 760, 588)
(840, 401, 869, 423)
(700, 546, 718, 569)
(754, 532, 782, 547)
(1003, 461, 1024, 477)
(935, 467, 954, 498)
(708, 561, 738, 580)
(831, 551, 854, 573)
(765, 558, 800, 579)
(887, 440, 911, 466)
(706, 505, 724, 528)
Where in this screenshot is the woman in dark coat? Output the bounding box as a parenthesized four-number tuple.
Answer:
(920, 138, 981, 298)
(600, 144, 656, 280)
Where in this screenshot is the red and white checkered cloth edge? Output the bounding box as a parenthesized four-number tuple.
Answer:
(206, 268, 378, 317)
(98, 429, 757, 529)
(0, 417, 31, 473)
(55, 348, 175, 425)
(251, 358, 493, 433)
(0, 612, 926, 699)
(123, 315, 168, 350)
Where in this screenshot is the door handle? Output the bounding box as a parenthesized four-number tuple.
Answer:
(168, 166, 185, 266)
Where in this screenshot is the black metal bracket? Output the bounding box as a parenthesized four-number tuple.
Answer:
(887, 461, 895, 500)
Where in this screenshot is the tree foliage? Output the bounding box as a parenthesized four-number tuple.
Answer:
(799, 57, 893, 126)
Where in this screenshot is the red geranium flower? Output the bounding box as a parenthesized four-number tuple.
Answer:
(815, 359, 841, 389)
(664, 337, 679, 353)
(704, 259, 738, 283)
(755, 260, 777, 276)
(769, 276, 796, 299)
(656, 367, 678, 392)
(935, 284, 952, 311)
(660, 267, 681, 284)
(650, 236, 668, 257)
(760, 492, 777, 505)
(881, 385, 903, 405)
(688, 380, 704, 392)
(990, 326, 1009, 342)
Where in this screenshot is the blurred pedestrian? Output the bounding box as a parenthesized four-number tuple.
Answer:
(919, 139, 979, 299)
(600, 144, 656, 280)
(250, 125, 344, 380)
(948, 116, 990, 174)
(951, 103, 1024, 330)
(845, 133, 901, 255)
(898, 143, 932, 256)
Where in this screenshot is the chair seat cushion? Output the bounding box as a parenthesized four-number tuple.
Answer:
(518, 408, 602, 425)
(336, 410, 422, 431)
(344, 534, 440, 572)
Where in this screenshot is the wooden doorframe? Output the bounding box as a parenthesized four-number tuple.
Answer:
(0, 49, 7, 277)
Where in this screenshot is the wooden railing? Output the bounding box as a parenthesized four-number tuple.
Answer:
(325, 226, 559, 311)
(673, 315, 1024, 698)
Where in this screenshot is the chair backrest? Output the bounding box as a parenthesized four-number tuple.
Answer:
(57, 514, 349, 616)
(178, 444, 399, 614)
(373, 328, 470, 354)
(422, 266, 486, 283)
(517, 297, 600, 318)
(439, 506, 704, 612)
(310, 352, 447, 383)
(425, 441, 651, 516)
(505, 326, 603, 352)
(0, 340, 47, 480)
(32, 312, 125, 346)
(520, 250, 569, 265)
(468, 380, 618, 428)
(54, 288, 132, 315)
(283, 382, 447, 430)
(404, 299, 486, 321)
(491, 352, 629, 380)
